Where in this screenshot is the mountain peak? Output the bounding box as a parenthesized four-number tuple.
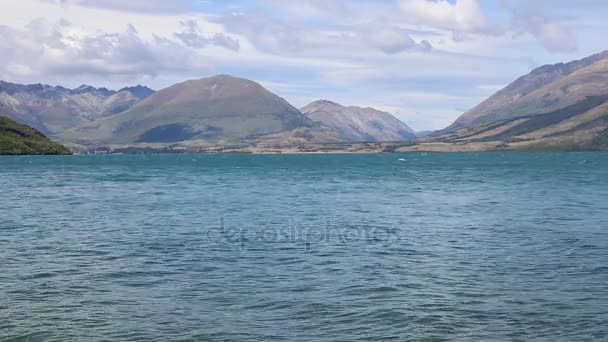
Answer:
(72, 84, 115, 96)
(62, 74, 318, 145)
(301, 100, 415, 142)
(202, 74, 256, 85)
(119, 85, 155, 100)
(210, 74, 239, 80)
(302, 100, 345, 112)
(133, 74, 275, 108)
(531, 50, 608, 76)
(312, 99, 343, 106)
(172, 74, 265, 94)
(74, 84, 96, 91)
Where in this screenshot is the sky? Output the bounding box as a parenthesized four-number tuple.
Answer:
(0, 0, 606, 130)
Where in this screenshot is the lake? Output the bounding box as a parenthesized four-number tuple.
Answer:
(1, 153, 607, 341)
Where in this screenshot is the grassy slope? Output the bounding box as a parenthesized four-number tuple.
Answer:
(435, 96, 608, 142)
(418, 104, 608, 151)
(60, 76, 320, 146)
(0, 116, 71, 155)
(63, 98, 311, 144)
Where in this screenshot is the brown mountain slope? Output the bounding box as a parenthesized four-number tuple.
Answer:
(301, 100, 416, 142)
(445, 50, 608, 131)
(427, 51, 608, 151)
(430, 95, 608, 149)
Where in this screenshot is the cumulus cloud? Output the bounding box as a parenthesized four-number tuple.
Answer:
(399, 0, 504, 36)
(367, 28, 416, 54)
(537, 23, 577, 53)
(35, 0, 580, 56)
(3, 0, 595, 130)
(398, 0, 578, 54)
(364, 28, 421, 54)
(0, 19, 219, 79)
(509, 3, 578, 54)
(216, 13, 430, 57)
(174, 20, 240, 51)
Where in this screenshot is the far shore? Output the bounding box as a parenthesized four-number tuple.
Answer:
(61, 139, 607, 155)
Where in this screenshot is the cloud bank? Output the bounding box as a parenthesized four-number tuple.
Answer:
(0, 0, 601, 130)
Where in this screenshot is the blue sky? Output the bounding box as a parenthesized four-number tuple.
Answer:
(0, 0, 607, 130)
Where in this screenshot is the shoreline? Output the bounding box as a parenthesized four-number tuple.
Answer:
(62, 139, 608, 155)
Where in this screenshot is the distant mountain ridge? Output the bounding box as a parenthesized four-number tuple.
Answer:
(301, 100, 416, 142)
(0, 81, 154, 135)
(118, 85, 156, 99)
(2, 75, 422, 149)
(60, 75, 341, 146)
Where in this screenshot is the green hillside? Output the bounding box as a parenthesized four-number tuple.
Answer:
(60, 75, 330, 146)
(0, 116, 71, 155)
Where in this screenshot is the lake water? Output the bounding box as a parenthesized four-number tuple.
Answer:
(1, 153, 607, 341)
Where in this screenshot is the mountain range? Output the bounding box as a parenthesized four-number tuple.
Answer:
(0, 81, 154, 136)
(2, 50, 608, 154)
(60, 75, 336, 146)
(1, 75, 415, 152)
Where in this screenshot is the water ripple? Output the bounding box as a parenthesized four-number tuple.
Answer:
(1, 153, 607, 341)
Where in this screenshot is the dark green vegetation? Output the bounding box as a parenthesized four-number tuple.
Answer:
(0, 116, 71, 155)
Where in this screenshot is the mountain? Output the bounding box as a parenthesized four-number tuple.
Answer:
(430, 51, 608, 151)
(118, 85, 155, 100)
(0, 116, 71, 155)
(300, 100, 416, 142)
(60, 75, 338, 145)
(445, 50, 608, 131)
(0, 81, 154, 135)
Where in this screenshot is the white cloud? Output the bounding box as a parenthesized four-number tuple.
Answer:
(216, 13, 431, 57)
(538, 23, 577, 53)
(0, 18, 221, 80)
(505, 0, 579, 54)
(0, 0, 601, 130)
(365, 28, 418, 54)
(399, 0, 503, 36)
(174, 20, 240, 51)
(398, 0, 579, 54)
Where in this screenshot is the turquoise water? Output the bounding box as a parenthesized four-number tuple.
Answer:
(1, 153, 607, 341)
